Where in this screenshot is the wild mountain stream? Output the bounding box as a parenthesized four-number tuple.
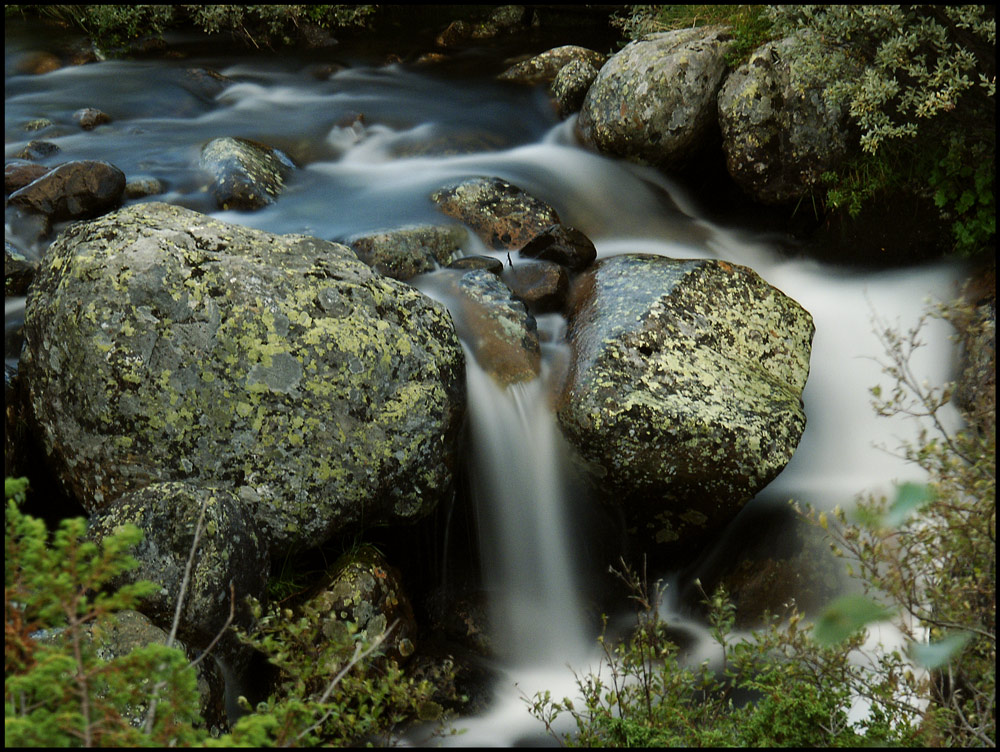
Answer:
(5, 17, 968, 746)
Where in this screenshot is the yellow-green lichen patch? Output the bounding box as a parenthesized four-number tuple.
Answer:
(557, 253, 813, 551)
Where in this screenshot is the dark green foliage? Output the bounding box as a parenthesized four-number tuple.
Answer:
(4, 4, 377, 51)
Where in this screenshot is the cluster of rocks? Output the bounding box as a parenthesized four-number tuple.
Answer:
(8, 7, 941, 727)
(500, 24, 858, 207)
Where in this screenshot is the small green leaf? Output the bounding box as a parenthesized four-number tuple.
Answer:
(5, 477, 30, 501)
(884, 483, 934, 528)
(910, 632, 971, 669)
(813, 595, 894, 645)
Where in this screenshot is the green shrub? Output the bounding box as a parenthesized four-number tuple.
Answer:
(769, 5, 995, 257)
(5, 478, 458, 747)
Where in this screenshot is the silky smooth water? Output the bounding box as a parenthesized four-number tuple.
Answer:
(5, 22, 969, 745)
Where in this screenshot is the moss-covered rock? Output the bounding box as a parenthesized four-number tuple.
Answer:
(431, 177, 561, 251)
(557, 254, 813, 556)
(302, 544, 418, 664)
(199, 137, 293, 211)
(578, 26, 733, 169)
(497, 44, 606, 86)
(89, 482, 268, 654)
(717, 33, 859, 205)
(22, 202, 466, 554)
(348, 224, 467, 281)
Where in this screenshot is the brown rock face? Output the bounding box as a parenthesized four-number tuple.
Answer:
(7, 160, 125, 221)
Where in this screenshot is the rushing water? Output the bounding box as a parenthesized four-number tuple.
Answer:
(5, 20, 970, 746)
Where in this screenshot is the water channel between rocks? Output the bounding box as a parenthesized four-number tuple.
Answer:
(5, 23, 969, 747)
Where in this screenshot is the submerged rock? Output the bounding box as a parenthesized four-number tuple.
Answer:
(717, 33, 858, 205)
(22, 202, 466, 554)
(7, 160, 125, 221)
(431, 177, 561, 251)
(432, 268, 541, 387)
(199, 136, 294, 211)
(557, 254, 813, 556)
(578, 27, 732, 168)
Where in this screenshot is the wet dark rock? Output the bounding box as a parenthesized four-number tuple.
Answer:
(349, 224, 467, 281)
(73, 107, 111, 130)
(687, 505, 844, 629)
(14, 140, 61, 161)
(519, 224, 597, 271)
(717, 33, 859, 205)
(447, 255, 504, 276)
(425, 587, 493, 657)
(502, 260, 569, 314)
(7, 160, 125, 221)
(124, 176, 165, 199)
(5, 242, 37, 296)
(428, 267, 540, 387)
(199, 136, 294, 211)
(550, 58, 600, 118)
(436, 20, 472, 48)
(22, 202, 466, 554)
(184, 67, 234, 99)
(16, 51, 61, 75)
(5, 160, 51, 195)
(557, 254, 813, 557)
(300, 544, 418, 664)
(497, 45, 606, 86)
(579, 26, 733, 169)
(89, 482, 269, 652)
(431, 177, 561, 251)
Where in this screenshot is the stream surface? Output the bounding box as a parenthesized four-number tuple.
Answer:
(5, 19, 969, 746)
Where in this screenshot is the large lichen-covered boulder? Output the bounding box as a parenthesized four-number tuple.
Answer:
(556, 254, 813, 554)
(577, 27, 733, 169)
(22, 202, 466, 554)
(431, 177, 561, 251)
(717, 33, 859, 205)
(199, 137, 294, 211)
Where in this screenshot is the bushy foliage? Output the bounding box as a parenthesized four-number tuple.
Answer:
(4, 4, 377, 50)
(5, 477, 204, 747)
(611, 4, 774, 65)
(530, 297, 995, 747)
(768, 5, 995, 257)
(5, 478, 457, 747)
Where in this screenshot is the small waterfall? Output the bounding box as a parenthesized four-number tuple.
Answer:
(464, 350, 589, 666)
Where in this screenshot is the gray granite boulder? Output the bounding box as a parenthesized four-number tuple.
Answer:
(717, 33, 859, 204)
(22, 202, 466, 554)
(557, 254, 813, 553)
(550, 58, 601, 118)
(578, 27, 733, 168)
(88, 482, 268, 651)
